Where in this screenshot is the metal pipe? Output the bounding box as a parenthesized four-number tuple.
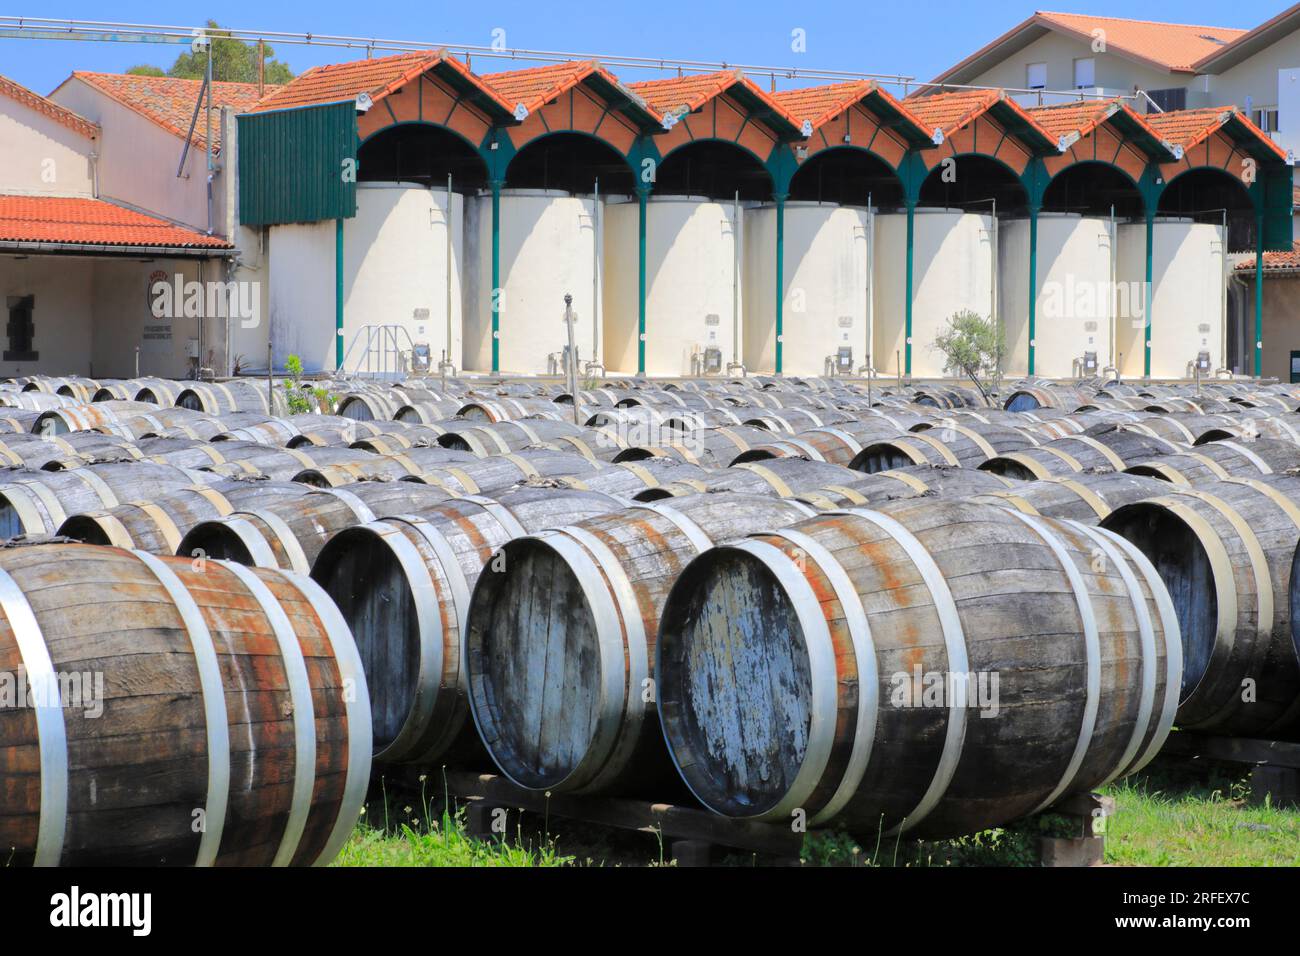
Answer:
(446, 173, 454, 374)
(864, 191, 874, 376)
(732, 190, 740, 371)
(592, 177, 600, 368)
(1109, 204, 1117, 372)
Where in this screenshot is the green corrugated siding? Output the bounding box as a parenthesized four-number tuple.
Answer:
(1262, 163, 1294, 252)
(238, 102, 357, 227)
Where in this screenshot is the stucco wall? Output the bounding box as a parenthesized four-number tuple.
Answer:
(0, 98, 95, 197)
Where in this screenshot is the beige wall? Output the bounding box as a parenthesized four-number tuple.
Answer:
(50, 78, 229, 235)
(958, 32, 1176, 105)
(1204, 30, 1300, 111)
(0, 98, 95, 197)
(0, 253, 226, 379)
(1241, 272, 1300, 381)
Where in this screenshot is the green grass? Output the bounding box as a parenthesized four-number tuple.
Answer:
(332, 760, 1300, 867)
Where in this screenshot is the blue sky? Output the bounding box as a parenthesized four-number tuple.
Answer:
(0, 0, 1289, 96)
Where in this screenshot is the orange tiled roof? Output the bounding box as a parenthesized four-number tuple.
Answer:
(0, 74, 98, 139)
(1144, 105, 1288, 160)
(1036, 12, 1244, 72)
(0, 195, 232, 250)
(906, 88, 1004, 133)
(482, 60, 660, 124)
(1237, 240, 1300, 273)
(72, 72, 265, 152)
(772, 80, 932, 141)
(254, 49, 511, 120)
(627, 69, 801, 132)
(928, 11, 1246, 89)
(1026, 98, 1173, 155)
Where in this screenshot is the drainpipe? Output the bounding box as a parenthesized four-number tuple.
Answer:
(491, 178, 503, 373)
(904, 196, 916, 378)
(774, 191, 787, 375)
(1255, 210, 1265, 377)
(1027, 199, 1040, 376)
(1143, 208, 1155, 379)
(205, 49, 214, 237)
(637, 184, 649, 376)
(335, 218, 344, 370)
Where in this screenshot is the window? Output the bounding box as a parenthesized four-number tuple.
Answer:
(1073, 58, 1095, 90)
(1026, 62, 1047, 90)
(1147, 88, 1187, 112)
(1252, 107, 1280, 132)
(5, 296, 35, 362)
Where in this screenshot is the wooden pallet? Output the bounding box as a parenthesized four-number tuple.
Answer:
(1159, 730, 1300, 808)
(390, 768, 1109, 866)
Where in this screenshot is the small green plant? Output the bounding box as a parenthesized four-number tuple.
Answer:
(280, 353, 333, 415)
(932, 310, 1004, 404)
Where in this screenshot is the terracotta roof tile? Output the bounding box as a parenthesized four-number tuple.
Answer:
(906, 88, 1004, 135)
(1036, 12, 1244, 72)
(0, 195, 232, 250)
(1026, 98, 1172, 155)
(1237, 240, 1300, 272)
(772, 80, 932, 141)
(0, 74, 98, 139)
(482, 60, 660, 123)
(628, 70, 802, 136)
(1144, 105, 1288, 160)
(73, 72, 264, 152)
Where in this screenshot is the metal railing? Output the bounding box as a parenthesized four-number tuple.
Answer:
(339, 324, 417, 380)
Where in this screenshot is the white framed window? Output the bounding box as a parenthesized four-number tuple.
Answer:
(1073, 58, 1096, 90)
(1026, 62, 1047, 90)
(1252, 107, 1280, 132)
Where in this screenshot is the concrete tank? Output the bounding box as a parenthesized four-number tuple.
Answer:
(874, 209, 995, 379)
(1000, 213, 1114, 380)
(464, 188, 599, 374)
(603, 196, 740, 377)
(1116, 218, 1226, 379)
(744, 202, 870, 377)
(343, 182, 463, 373)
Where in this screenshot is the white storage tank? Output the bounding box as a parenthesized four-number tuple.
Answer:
(603, 195, 740, 377)
(873, 208, 995, 379)
(744, 202, 870, 377)
(999, 213, 1113, 380)
(1116, 218, 1226, 379)
(464, 188, 599, 374)
(343, 182, 463, 374)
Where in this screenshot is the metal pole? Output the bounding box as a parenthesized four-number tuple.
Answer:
(865, 191, 874, 377)
(1220, 208, 1228, 373)
(446, 173, 454, 375)
(257, 38, 264, 98)
(1109, 204, 1117, 372)
(990, 197, 998, 383)
(1255, 211, 1265, 378)
(592, 177, 600, 371)
(563, 293, 579, 424)
(732, 190, 740, 371)
(267, 341, 273, 410)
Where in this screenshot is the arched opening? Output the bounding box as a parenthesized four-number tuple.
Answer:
(787, 147, 904, 208)
(1157, 168, 1255, 251)
(504, 132, 635, 194)
(654, 140, 773, 201)
(358, 123, 488, 191)
(918, 154, 1028, 216)
(1043, 162, 1144, 218)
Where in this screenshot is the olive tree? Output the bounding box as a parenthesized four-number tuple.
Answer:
(932, 310, 1004, 405)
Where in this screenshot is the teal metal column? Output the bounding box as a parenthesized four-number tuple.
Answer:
(904, 198, 916, 377)
(1255, 212, 1265, 377)
(1027, 202, 1039, 376)
(1143, 209, 1154, 378)
(775, 193, 787, 375)
(490, 178, 503, 373)
(637, 185, 649, 376)
(335, 218, 344, 369)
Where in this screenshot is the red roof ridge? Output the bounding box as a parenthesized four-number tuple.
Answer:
(0, 194, 232, 250)
(0, 73, 99, 139)
(1037, 10, 1242, 33)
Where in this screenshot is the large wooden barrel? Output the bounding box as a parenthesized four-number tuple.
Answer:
(0, 543, 369, 866)
(853, 423, 1036, 472)
(457, 398, 564, 422)
(415, 449, 604, 496)
(177, 482, 455, 573)
(175, 381, 286, 416)
(0, 462, 215, 538)
(736, 419, 911, 467)
(57, 481, 314, 553)
(312, 487, 627, 766)
(1102, 476, 1300, 737)
(436, 419, 589, 456)
(1125, 438, 1300, 485)
(967, 472, 1169, 523)
(981, 427, 1181, 479)
(130, 378, 185, 405)
(31, 401, 158, 435)
(292, 448, 476, 487)
(655, 499, 1178, 837)
(535, 459, 710, 498)
(1003, 385, 1093, 412)
(201, 446, 383, 482)
(464, 494, 818, 795)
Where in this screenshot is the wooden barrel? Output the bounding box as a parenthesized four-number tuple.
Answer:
(177, 482, 455, 573)
(655, 499, 1178, 836)
(1002, 385, 1093, 412)
(213, 418, 304, 446)
(0, 391, 80, 412)
(0, 543, 369, 866)
(129, 378, 185, 405)
(201, 446, 383, 482)
(57, 480, 314, 553)
(1192, 416, 1300, 446)
(981, 427, 1182, 479)
(967, 472, 1170, 523)
(661, 409, 745, 430)
(653, 458, 877, 504)
(612, 426, 774, 469)
(911, 385, 985, 409)
(1103, 476, 1300, 737)
(534, 458, 710, 498)
(336, 392, 405, 422)
(415, 450, 605, 496)
(175, 381, 285, 416)
(393, 399, 466, 423)
(436, 419, 589, 456)
(853, 423, 1036, 472)
(293, 448, 476, 487)
(52, 378, 103, 403)
(738, 407, 854, 433)
(0, 462, 215, 538)
(457, 398, 564, 422)
(312, 487, 627, 765)
(1125, 438, 1300, 485)
(465, 494, 818, 794)
(31, 400, 160, 435)
(738, 420, 912, 467)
